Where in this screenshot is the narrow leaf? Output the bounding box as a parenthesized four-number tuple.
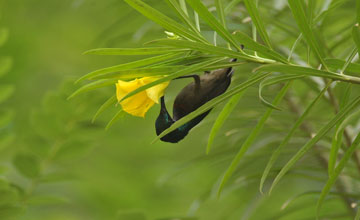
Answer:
(77, 53, 182, 83)
(328, 83, 352, 176)
(259, 75, 303, 110)
(215, 0, 226, 28)
(288, 0, 327, 68)
(255, 64, 360, 84)
(124, 0, 208, 43)
(151, 39, 276, 63)
(92, 95, 117, 123)
(243, 0, 272, 49)
(233, 31, 288, 63)
(185, 0, 242, 51)
(68, 79, 117, 100)
(325, 59, 360, 73)
(106, 109, 126, 130)
(90, 66, 183, 80)
(260, 82, 330, 193)
(207, 92, 245, 154)
(165, 0, 203, 39)
(218, 82, 291, 196)
(317, 131, 360, 217)
(353, 25, 360, 55)
(269, 95, 360, 194)
(225, 0, 243, 14)
(313, 0, 347, 25)
(83, 47, 189, 55)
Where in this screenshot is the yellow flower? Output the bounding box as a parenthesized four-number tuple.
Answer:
(116, 77, 170, 117)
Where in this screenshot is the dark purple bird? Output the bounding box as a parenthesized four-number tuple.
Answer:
(155, 59, 236, 143)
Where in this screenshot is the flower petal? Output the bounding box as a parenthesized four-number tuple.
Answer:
(141, 77, 170, 104)
(121, 92, 155, 117)
(116, 79, 156, 117)
(116, 79, 142, 101)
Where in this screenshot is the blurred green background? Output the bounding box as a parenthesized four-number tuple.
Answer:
(0, 0, 358, 219)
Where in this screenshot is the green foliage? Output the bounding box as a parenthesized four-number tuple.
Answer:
(2, 0, 360, 219)
(75, 0, 360, 218)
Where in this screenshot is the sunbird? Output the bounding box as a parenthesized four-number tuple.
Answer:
(155, 59, 236, 143)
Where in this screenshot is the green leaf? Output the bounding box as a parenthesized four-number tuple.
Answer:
(328, 83, 352, 176)
(165, 0, 203, 39)
(215, 0, 227, 29)
(281, 191, 321, 210)
(259, 82, 330, 193)
(0, 85, 15, 104)
(325, 59, 360, 73)
(151, 39, 276, 63)
(269, 95, 360, 194)
(207, 92, 245, 154)
(225, 0, 243, 14)
(233, 31, 288, 63)
(288, 33, 302, 61)
(68, 79, 117, 100)
(340, 48, 358, 74)
(185, 0, 242, 51)
(179, 0, 188, 16)
(149, 54, 216, 67)
(255, 64, 360, 84)
(215, 0, 231, 49)
(124, 0, 208, 43)
(13, 153, 40, 179)
(83, 47, 189, 55)
(92, 95, 117, 123)
(154, 72, 273, 143)
(313, 0, 347, 25)
(353, 25, 360, 55)
(77, 53, 182, 83)
(217, 82, 291, 196)
(316, 131, 360, 218)
(335, 109, 360, 139)
(106, 109, 126, 130)
(0, 57, 12, 78)
(243, 0, 272, 49)
(259, 75, 303, 110)
(0, 28, 9, 47)
(119, 57, 225, 103)
(288, 0, 327, 68)
(90, 66, 183, 80)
